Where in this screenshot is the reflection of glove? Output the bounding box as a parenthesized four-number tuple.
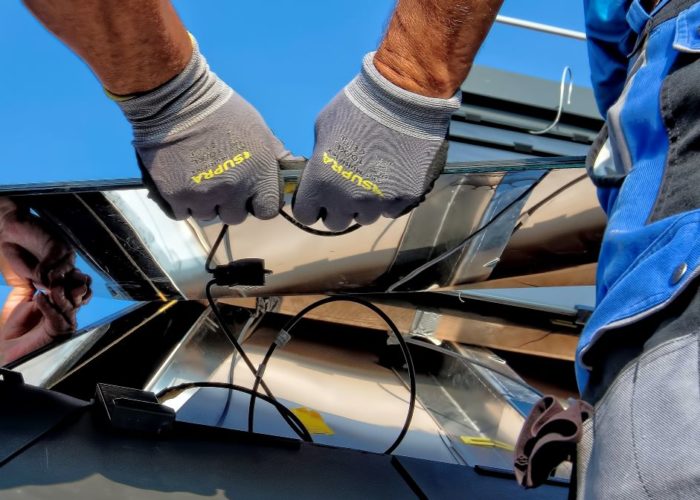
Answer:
(293, 52, 460, 231)
(0, 199, 74, 287)
(116, 38, 288, 224)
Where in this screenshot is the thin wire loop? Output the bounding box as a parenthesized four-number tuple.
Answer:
(529, 66, 573, 135)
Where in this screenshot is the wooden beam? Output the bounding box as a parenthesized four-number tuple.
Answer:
(222, 296, 416, 332)
(435, 315, 576, 361)
(221, 295, 577, 361)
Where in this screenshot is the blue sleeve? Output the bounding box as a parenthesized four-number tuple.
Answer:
(584, 0, 635, 115)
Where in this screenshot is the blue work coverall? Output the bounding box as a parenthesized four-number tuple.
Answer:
(575, 0, 700, 497)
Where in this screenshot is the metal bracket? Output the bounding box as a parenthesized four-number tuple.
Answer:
(256, 296, 281, 316)
(409, 310, 441, 342)
(388, 309, 442, 346)
(239, 296, 281, 344)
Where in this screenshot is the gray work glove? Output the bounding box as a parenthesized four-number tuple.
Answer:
(292, 52, 461, 231)
(116, 38, 287, 224)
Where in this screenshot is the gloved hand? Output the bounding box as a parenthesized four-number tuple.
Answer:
(293, 52, 461, 231)
(116, 37, 288, 224)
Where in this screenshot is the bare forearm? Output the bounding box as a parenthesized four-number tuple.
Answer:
(375, 0, 504, 98)
(22, 0, 191, 95)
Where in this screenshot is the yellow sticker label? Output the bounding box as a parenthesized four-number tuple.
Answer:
(460, 435, 514, 452)
(292, 407, 335, 435)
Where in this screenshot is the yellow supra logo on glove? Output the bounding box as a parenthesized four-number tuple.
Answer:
(323, 152, 384, 197)
(191, 151, 251, 184)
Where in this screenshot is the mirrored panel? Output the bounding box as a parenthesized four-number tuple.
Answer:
(0, 194, 136, 367)
(0, 157, 604, 366)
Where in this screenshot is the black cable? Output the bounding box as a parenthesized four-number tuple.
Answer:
(203, 211, 365, 440)
(206, 174, 544, 445)
(205, 224, 229, 272)
(209, 222, 235, 428)
(387, 172, 550, 292)
(214, 329, 239, 428)
(205, 280, 311, 442)
(247, 296, 416, 455)
(214, 309, 265, 427)
(204, 225, 312, 442)
(156, 382, 304, 433)
(279, 209, 362, 236)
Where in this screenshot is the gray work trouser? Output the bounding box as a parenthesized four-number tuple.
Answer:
(577, 331, 700, 499)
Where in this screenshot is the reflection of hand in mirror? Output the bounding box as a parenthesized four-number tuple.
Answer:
(0, 197, 76, 287)
(0, 197, 92, 365)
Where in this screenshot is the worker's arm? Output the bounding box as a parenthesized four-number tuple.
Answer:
(293, 0, 503, 231)
(23, 1, 290, 224)
(375, 0, 503, 98)
(22, 0, 191, 96)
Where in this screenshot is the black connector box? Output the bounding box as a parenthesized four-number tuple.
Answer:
(212, 258, 270, 287)
(95, 383, 175, 435)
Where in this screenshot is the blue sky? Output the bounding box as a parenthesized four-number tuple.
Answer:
(0, 1, 590, 332)
(1, 0, 588, 184)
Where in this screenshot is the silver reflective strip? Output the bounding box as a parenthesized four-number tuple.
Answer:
(591, 138, 618, 179)
(605, 42, 649, 180)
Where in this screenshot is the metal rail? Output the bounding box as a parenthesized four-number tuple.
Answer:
(2, 156, 587, 196)
(495, 15, 587, 41)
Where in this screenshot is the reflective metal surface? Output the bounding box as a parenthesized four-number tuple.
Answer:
(143, 309, 233, 398)
(12, 324, 110, 387)
(3, 279, 573, 480)
(142, 302, 543, 468)
(3, 157, 603, 304)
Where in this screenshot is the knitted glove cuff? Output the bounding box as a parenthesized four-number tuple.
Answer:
(344, 51, 461, 140)
(117, 36, 233, 143)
